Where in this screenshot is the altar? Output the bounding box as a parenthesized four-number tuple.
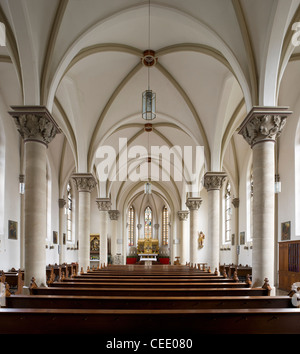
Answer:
(137, 237, 159, 264)
(138, 253, 158, 262)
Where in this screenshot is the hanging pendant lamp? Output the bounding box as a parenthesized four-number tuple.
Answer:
(142, 1, 157, 121)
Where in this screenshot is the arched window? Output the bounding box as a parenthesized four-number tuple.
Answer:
(67, 182, 72, 242)
(128, 206, 135, 246)
(250, 172, 253, 241)
(144, 206, 152, 238)
(225, 182, 231, 243)
(162, 206, 169, 245)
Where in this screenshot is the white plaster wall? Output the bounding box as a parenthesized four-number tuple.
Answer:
(278, 120, 297, 241)
(0, 112, 21, 271)
(45, 151, 60, 266)
(197, 188, 209, 264)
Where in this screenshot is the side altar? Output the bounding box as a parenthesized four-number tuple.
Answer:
(137, 237, 159, 262)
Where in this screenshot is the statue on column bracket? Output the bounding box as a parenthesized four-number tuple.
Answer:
(198, 231, 205, 249)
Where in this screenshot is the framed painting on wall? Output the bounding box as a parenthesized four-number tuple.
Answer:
(281, 221, 291, 241)
(8, 220, 17, 240)
(90, 234, 100, 260)
(240, 232, 245, 245)
(53, 231, 58, 244)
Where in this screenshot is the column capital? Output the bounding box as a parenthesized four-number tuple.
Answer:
(72, 173, 97, 193)
(232, 198, 240, 208)
(203, 172, 227, 191)
(8, 106, 61, 146)
(186, 197, 202, 211)
(58, 198, 66, 208)
(96, 198, 111, 211)
(238, 106, 292, 147)
(108, 210, 120, 220)
(177, 210, 189, 221)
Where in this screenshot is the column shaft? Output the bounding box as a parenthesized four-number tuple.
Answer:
(186, 198, 202, 265)
(209, 190, 220, 270)
(177, 211, 189, 264)
(109, 210, 120, 264)
(78, 191, 91, 271)
(239, 106, 292, 289)
(24, 141, 47, 286)
(9, 106, 61, 287)
(252, 141, 275, 287)
(204, 172, 226, 272)
(96, 198, 111, 266)
(72, 173, 97, 272)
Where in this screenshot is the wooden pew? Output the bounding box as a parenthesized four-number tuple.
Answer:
(62, 276, 240, 283)
(219, 263, 252, 280)
(30, 285, 271, 297)
(5, 294, 293, 310)
(3, 266, 295, 335)
(0, 307, 300, 334)
(0, 270, 24, 295)
(50, 281, 251, 289)
(47, 262, 79, 285)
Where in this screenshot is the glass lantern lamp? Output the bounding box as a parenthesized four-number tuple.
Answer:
(145, 181, 152, 194)
(142, 89, 156, 120)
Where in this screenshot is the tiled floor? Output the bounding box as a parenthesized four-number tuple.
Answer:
(275, 288, 289, 295)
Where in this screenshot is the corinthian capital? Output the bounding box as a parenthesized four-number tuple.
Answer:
(203, 172, 227, 191)
(238, 106, 292, 147)
(9, 106, 61, 146)
(177, 210, 189, 221)
(96, 198, 112, 211)
(186, 197, 202, 211)
(108, 210, 120, 220)
(72, 173, 97, 193)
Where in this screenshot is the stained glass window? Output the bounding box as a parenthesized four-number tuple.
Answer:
(162, 206, 169, 245)
(67, 182, 72, 242)
(225, 182, 231, 243)
(144, 206, 152, 238)
(250, 172, 253, 241)
(128, 206, 135, 246)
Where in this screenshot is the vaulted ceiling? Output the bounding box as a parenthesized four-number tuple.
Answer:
(0, 0, 300, 211)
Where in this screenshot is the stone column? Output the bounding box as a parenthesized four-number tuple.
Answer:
(58, 198, 66, 264)
(108, 210, 120, 264)
(137, 224, 142, 240)
(177, 210, 189, 265)
(96, 198, 111, 266)
(19, 174, 25, 270)
(238, 106, 291, 288)
(186, 197, 202, 265)
(72, 173, 97, 272)
(154, 224, 159, 240)
(9, 106, 61, 287)
(204, 172, 227, 272)
(232, 198, 240, 265)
